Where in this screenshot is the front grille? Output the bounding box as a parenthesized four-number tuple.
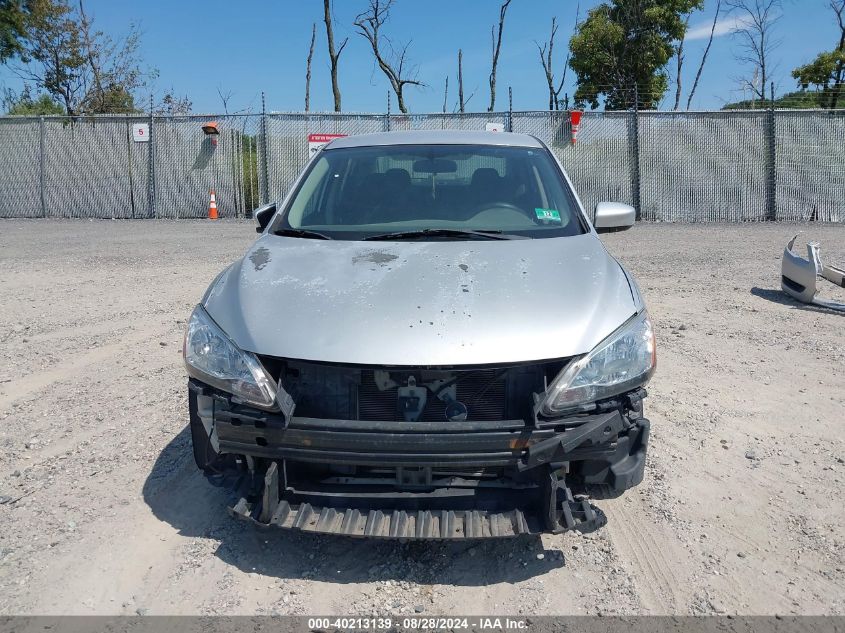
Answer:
(264, 357, 561, 423)
(357, 370, 506, 421)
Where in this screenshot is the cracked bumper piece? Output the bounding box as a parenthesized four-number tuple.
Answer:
(227, 461, 616, 539)
(781, 234, 845, 312)
(230, 487, 542, 539)
(192, 382, 648, 538)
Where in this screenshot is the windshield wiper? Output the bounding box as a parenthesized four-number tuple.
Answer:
(272, 228, 332, 240)
(363, 228, 524, 241)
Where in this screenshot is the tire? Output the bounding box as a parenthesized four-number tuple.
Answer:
(189, 390, 222, 473)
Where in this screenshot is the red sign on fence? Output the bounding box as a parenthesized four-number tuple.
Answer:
(308, 133, 347, 157)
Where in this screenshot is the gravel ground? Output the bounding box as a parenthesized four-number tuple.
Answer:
(0, 219, 843, 616)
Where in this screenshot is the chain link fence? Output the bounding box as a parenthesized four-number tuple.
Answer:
(0, 109, 843, 222)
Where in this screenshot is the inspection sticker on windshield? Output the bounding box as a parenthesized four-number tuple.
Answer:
(535, 208, 561, 222)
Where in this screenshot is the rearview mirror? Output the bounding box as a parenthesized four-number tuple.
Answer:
(594, 202, 635, 233)
(413, 158, 457, 174)
(253, 202, 277, 233)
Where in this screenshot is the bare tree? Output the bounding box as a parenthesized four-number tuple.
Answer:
(727, 0, 782, 101)
(442, 75, 448, 113)
(457, 49, 465, 112)
(305, 22, 316, 111)
(488, 0, 513, 112)
(354, 0, 424, 114)
(323, 0, 348, 112)
(455, 48, 477, 112)
(217, 85, 233, 114)
(536, 18, 560, 110)
(535, 7, 577, 111)
(686, 0, 722, 109)
(155, 89, 192, 115)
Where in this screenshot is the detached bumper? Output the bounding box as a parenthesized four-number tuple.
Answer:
(191, 381, 649, 538)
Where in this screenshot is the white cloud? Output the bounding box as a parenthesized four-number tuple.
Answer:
(685, 15, 748, 41)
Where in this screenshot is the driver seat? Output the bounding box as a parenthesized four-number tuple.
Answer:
(470, 168, 508, 208)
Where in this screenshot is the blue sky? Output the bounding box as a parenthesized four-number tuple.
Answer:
(1, 0, 838, 113)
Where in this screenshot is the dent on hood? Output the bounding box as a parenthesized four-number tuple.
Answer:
(249, 247, 271, 271)
(202, 234, 640, 366)
(352, 250, 399, 266)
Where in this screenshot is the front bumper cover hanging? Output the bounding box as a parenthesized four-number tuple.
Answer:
(781, 234, 845, 312)
(228, 461, 608, 539)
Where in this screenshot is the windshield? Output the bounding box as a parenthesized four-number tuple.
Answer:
(275, 144, 585, 239)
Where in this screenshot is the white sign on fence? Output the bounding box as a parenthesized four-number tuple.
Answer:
(132, 123, 149, 142)
(485, 122, 504, 133)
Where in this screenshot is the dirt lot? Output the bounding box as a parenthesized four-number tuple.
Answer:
(0, 220, 843, 616)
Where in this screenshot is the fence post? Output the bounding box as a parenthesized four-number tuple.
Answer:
(508, 86, 513, 132)
(39, 116, 46, 218)
(148, 97, 157, 219)
(125, 114, 136, 219)
(259, 92, 270, 205)
(629, 87, 642, 221)
(765, 82, 777, 221)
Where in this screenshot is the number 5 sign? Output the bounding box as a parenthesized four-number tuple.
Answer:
(132, 123, 149, 142)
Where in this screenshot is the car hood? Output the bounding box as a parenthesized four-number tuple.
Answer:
(203, 233, 638, 366)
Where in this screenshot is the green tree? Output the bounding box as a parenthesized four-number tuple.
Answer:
(13, 0, 85, 114)
(791, 1, 844, 109)
(0, 0, 30, 61)
(569, 0, 703, 110)
(722, 90, 827, 109)
(3, 85, 64, 113)
(11, 0, 152, 114)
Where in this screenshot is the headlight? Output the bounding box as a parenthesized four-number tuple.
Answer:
(541, 311, 655, 416)
(183, 305, 278, 409)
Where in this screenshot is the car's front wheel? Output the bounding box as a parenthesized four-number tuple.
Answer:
(188, 391, 224, 473)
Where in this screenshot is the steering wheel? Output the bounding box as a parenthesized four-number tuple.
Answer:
(468, 201, 527, 217)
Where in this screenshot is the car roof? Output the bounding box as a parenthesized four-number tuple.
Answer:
(325, 129, 544, 150)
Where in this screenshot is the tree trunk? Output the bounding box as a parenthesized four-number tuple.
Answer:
(673, 16, 689, 110)
(78, 0, 104, 112)
(458, 49, 465, 113)
(673, 46, 683, 110)
(305, 23, 316, 112)
(829, 22, 845, 108)
(488, 0, 512, 112)
(687, 0, 721, 110)
(323, 0, 347, 112)
(396, 87, 407, 114)
(759, 32, 767, 101)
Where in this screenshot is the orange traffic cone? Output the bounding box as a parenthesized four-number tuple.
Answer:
(208, 189, 219, 220)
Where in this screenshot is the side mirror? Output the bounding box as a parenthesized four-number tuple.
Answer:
(594, 202, 635, 233)
(253, 202, 277, 233)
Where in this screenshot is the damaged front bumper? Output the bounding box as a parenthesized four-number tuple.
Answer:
(782, 234, 845, 312)
(190, 380, 649, 539)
